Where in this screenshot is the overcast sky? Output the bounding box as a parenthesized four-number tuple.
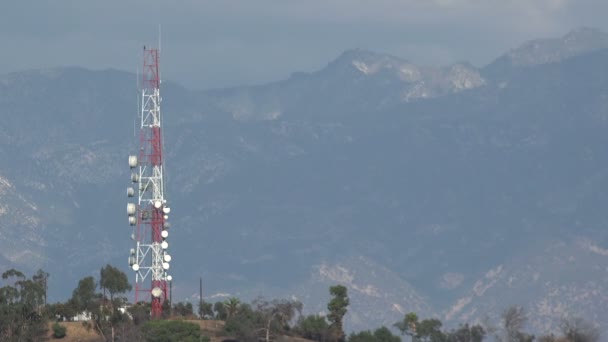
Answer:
(2, 0, 607, 89)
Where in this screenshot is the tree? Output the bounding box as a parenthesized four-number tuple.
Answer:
(214, 301, 227, 320)
(128, 302, 151, 326)
(161, 298, 171, 319)
(70, 276, 97, 314)
(225, 297, 241, 319)
(173, 301, 194, 317)
(199, 300, 213, 319)
(99, 264, 131, 310)
(348, 326, 401, 342)
(253, 298, 303, 342)
(223, 303, 260, 342)
(446, 324, 485, 342)
(32, 269, 49, 307)
(537, 334, 559, 342)
(327, 285, 349, 342)
(70, 272, 133, 341)
(374, 326, 402, 342)
(295, 315, 330, 341)
(559, 317, 600, 342)
(70, 276, 105, 339)
(52, 322, 67, 338)
(99, 265, 132, 342)
(395, 312, 419, 341)
(416, 319, 445, 342)
(489, 306, 533, 342)
(395, 314, 451, 342)
(141, 320, 201, 342)
(0, 269, 48, 341)
(46, 302, 76, 322)
(349, 330, 376, 342)
(348, 327, 401, 342)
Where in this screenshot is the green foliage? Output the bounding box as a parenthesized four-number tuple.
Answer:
(199, 300, 213, 319)
(327, 285, 349, 342)
(374, 326, 402, 342)
(213, 301, 227, 320)
(46, 302, 76, 322)
(396, 314, 486, 342)
(0, 266, 595, 342)
(161, 299, 171, 319)
(223, 303, 261, 342)
(348, 327, 401, 342)
(394, 312, 419, 338)
(496, 306, 534, 342)
(445, 324, 485, 342)
(2, 268, 25, 280)
(254, 297, 303, 342)
(225, 297, 241, 319)
(69, 265, 138, 341)
(141, 320, 201, 342)
(70, 276, 97, 313)
(416, 318, 445, 342)
(0, 268, 48, 341)
(52, 322, 67, 339)
(560, 317, 600, 342)
(295, 315, 330, 341)
(172, 301, 194, 317)
(537, 334, 558, 342)
(33, 269, 49, 306)
(129, 302, 152, 326)
(99, 264, 132, 304)
(349, 330, 376, 342)
(223, 298, 303, 342)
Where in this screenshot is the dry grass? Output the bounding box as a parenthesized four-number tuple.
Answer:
(46, 319, 312, 342)
(185, 320, 227, 342)
(186, 319, 225, 334)
(46, 320, 225, 342)
(47, 321, 102, 342)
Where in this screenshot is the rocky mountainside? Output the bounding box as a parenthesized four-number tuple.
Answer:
(504, 27, 608, 67)
(203, 48, 485, 121)
(484, 27, 608, 82)
(1, 28, 608, 334)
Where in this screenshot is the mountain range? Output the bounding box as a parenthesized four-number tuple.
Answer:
(1, 27, 608, 334)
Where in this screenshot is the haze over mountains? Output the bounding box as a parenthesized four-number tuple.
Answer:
(1, 27, 608, 333)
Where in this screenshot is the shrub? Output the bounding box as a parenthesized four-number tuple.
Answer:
(141, 320, 201, 342)
(52, 322, 67, 339)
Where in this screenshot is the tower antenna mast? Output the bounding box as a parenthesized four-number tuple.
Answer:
(127, 44, 172, 318)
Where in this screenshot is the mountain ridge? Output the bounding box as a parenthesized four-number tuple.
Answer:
(1, 28, 608, 333)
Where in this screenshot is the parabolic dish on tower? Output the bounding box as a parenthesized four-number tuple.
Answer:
(151, 287, 162, 298)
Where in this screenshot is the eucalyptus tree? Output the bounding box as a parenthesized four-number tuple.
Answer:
(328, 285, 349, 342)
(0, 269, 47, 341)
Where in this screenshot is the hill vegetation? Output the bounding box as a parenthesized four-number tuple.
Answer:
(0, 266, 600, 342)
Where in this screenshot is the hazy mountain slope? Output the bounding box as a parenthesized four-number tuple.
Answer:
(202, 49, 485, 121)
(1, 29, 608, 333)
(444, 237, 608, 333)
(483, 27, 608, 82)
(0, 67, 197, 285)
(181, 47, 608, 331)
(0, 172, 45, 270)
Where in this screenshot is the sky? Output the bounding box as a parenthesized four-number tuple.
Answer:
(1, 0, 608, 90)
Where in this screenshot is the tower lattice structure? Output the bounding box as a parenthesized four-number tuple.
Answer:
(127, 46, 172, 318)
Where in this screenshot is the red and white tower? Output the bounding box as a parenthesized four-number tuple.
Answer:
(127, 46, 172, 318)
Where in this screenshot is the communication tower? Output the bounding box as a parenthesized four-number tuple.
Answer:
(127, 46, 172, 318)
